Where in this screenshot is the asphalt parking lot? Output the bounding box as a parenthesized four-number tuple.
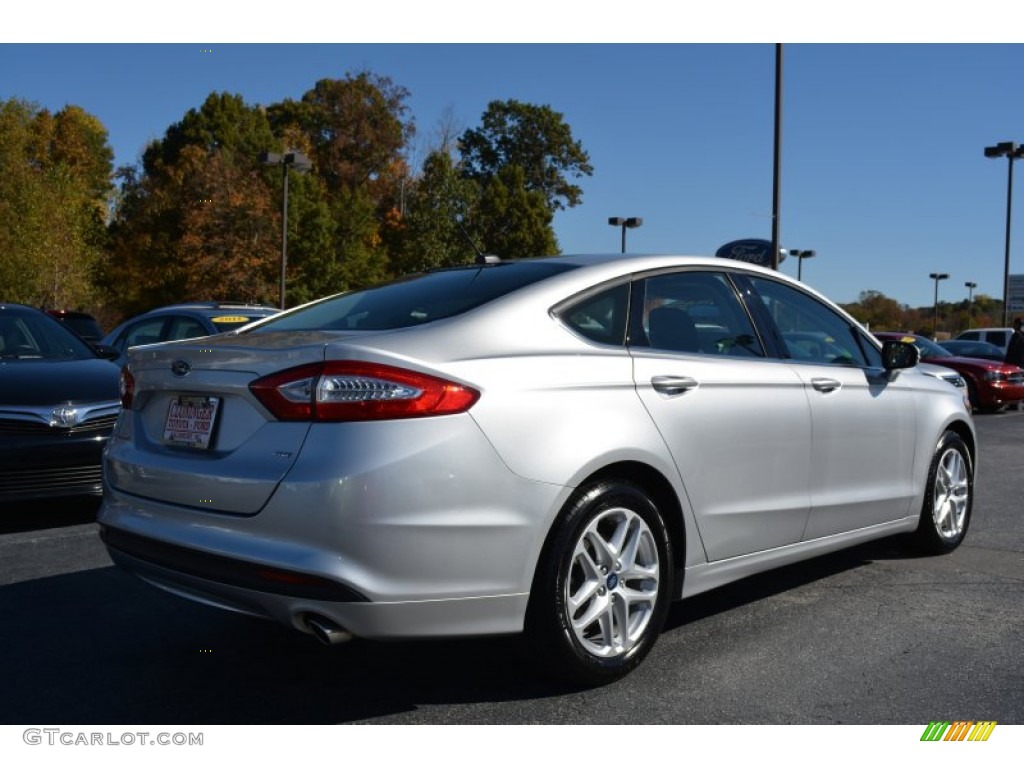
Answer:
(0, 411, 1021, 725)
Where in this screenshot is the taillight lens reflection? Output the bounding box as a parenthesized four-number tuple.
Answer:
(120, 367, 135, 409)
(250, 362, 479, 422)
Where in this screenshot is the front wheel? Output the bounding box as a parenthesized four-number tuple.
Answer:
(526, 480, 673, 686)
(912, 431, 973, 554)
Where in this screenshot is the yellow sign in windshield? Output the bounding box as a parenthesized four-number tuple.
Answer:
(211, 315, 252, 324)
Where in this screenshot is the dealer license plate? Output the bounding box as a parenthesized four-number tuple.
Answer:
(163, 396, 220, 449)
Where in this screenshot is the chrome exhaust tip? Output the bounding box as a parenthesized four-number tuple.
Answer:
(304, 614, 354, 645)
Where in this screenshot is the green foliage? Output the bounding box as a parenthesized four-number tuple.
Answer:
(143, 93, 278, 174)
(393, 150, 480, 273)
(459, 99, 593, 212)
(473, 165, 559, 259)
(0, 98, 113, 310)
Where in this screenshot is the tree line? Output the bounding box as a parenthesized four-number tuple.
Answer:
(840, 290, 1005, 338)
(1, 72, 592, 328)
(0, 78, 1009, 337)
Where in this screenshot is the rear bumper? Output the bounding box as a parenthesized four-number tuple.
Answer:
(98, 415, 569, 640)
(103, 541, 529, 639)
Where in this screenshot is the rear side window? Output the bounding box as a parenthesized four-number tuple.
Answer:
(556, 283, 630, 346)
(252, 262, 578, 332)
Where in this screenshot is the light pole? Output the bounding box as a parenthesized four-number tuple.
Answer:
(608, 217, 643, 253)
(984, 141, 1024, 326)
(930, 272, 949, 339)
(770, 43, 783, 270)
(260, 150, 312, 309)
(789, 248, 816, 281)
(964, 281, 977, 329)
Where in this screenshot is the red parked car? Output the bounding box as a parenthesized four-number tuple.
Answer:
(874, 332, 1024, 412)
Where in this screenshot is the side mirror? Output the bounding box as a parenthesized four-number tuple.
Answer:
(881, 340, 919, 371)
(92, 343, 121, 361)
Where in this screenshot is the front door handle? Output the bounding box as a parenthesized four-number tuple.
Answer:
(651, 375, 699, 395)
(811, 377, 842, 393)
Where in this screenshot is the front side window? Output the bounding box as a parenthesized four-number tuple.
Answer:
(630, 270, 765, 357)
(747, 277, 877, 367)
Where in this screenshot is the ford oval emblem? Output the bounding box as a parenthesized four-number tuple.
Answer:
(171, 359, 192, 377)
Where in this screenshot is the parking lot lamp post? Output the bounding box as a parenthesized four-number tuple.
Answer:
(260, 150, 312, 310)
(608, 217, 643, 253)
(789, 249, 816, 282)
(984, 141, 1024, 326)
(930, 272, 949, 339)
(965, 281, 977, 329)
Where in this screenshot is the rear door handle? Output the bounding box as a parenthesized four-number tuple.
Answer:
(811, 377, 842, 393)
(651, 375, 699, 395)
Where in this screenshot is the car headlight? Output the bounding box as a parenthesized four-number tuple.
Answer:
(983, 370, 1006, 382)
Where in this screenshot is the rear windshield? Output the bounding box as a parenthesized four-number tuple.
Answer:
(250, 262, 578, 333)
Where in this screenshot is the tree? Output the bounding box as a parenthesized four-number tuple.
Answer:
(0, 98, 113, 309)
(392, 150, 480, 274)
(268, 72, 414, 201)
(473, 164, 559, 259)
(841, 290, 908, 330)
(104, 94, 283, 315)
(459, 99, 593, 212)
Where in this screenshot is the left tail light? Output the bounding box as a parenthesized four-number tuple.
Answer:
(249, 361, 480, 422)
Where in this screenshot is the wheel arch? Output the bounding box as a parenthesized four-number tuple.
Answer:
(531, 460, 687, 601)
(944, 418, 977, 471)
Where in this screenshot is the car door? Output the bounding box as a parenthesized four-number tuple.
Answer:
(743, 275, 919, 539)
(629, 269, 813, 562)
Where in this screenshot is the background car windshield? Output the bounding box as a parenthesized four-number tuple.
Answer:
(910, 336, 954, 358)
(0, 311, 96, 361)
(251, 262, 578, 332)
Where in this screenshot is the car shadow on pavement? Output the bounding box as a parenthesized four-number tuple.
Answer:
(0, 565, 582, 725)
(0, 535, 926, 725)
(664, 535, 919, 633)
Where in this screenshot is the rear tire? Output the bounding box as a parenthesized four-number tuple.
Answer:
(526, 480, 673, 686)
(912, 431, 972, 554)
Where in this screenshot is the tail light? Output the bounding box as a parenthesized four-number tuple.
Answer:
(120, 367, 135, 409)
(249, 362, 479, 422)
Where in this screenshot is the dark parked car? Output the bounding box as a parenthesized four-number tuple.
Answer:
(101, 302, 280, 364)
(938, 339, 1007, 362)
(45, 309, 105, 343)
(875, 332, 1024, 411)
(0, 303, 121, 502)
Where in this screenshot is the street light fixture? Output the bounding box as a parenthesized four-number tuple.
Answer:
(608, 217, 643, 254)
(260, 150, 312, 310)
(964, 281, 977, 329)
(929, 272, 949, 339)
(983, 141, 1024, 326)
(789, 248, 816, 281)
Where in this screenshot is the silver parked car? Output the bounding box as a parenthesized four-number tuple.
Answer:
(99, 254, 976, 684)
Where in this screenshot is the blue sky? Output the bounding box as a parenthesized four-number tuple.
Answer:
(4, 10, 1024, 311)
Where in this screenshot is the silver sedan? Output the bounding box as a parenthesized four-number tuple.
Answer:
(99, 254, 976, 684)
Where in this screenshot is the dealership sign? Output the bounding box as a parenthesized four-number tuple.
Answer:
(1009, 274, 1024, 313)
(716, 239, 786, 267)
